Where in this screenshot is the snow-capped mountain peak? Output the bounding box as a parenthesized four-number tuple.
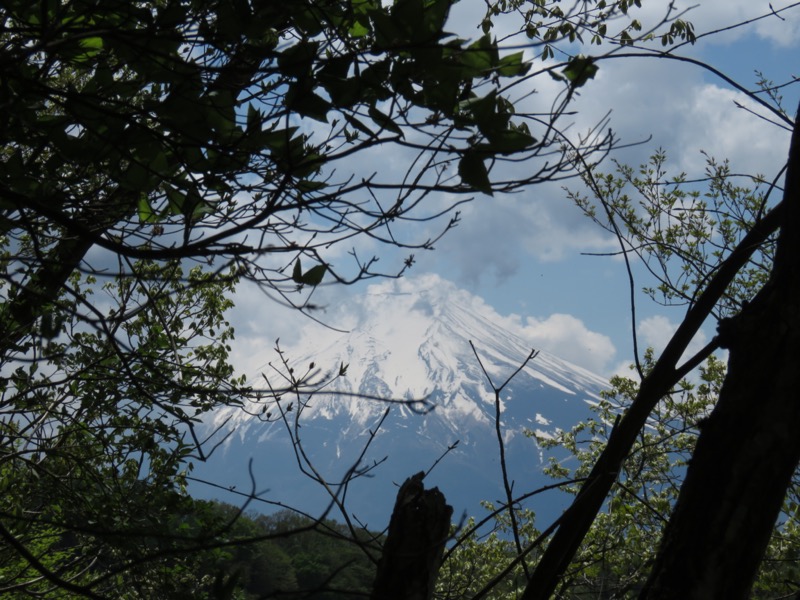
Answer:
(197, 275, 609, 525)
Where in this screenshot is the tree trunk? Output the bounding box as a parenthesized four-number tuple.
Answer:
(371, 472, 453, 600)
(520, 136, 785, 600)
(641, 104, 800, 598)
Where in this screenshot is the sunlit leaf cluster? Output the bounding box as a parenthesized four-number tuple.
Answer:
(522, 352, 800, 597)
(0, 260, 244, 595)
(437, 503, 539, 599)
(569, 151, 777, 319)
(482, 0, 694, 60)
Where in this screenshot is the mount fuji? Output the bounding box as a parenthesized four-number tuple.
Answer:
(192, 275, 610, 529)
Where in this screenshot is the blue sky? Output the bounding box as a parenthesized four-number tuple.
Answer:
(229, 0, 800, 381)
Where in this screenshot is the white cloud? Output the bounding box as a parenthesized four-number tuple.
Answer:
(226, 280, 330, 382)
(567, 57, 791, 177)
(675, 0, 800, 47)
(323, 2, 794, 291)
(673, 84, 791, 176)
(639, 314, 680, 353)
(607, 313, 719, 382)
(427, 66, 792, 285)
(403, 275, 620, 373)
(511, 313, 617, 375)
(637, 314, 709, 365)
(419, 9, 792, 286)
(419, 187, 618, 286)
(226, 1, 794, 386)
(610, 358, 641, 380)
(229, 273, 618, 379)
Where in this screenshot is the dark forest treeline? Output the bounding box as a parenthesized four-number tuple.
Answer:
(198, 503, 379, 599)
(0, 493, 379, 599)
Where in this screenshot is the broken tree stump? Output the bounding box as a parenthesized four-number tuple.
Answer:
(370, 472, 453, 600)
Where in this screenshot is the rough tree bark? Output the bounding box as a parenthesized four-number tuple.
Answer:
(640, 103, 800, 598)
(371, 472, 453, 600)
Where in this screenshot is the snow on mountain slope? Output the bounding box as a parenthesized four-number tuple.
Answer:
(193, 275, 610, 528)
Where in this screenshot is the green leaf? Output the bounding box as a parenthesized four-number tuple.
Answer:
(322, 76, 362, 108)
(259, 127, 300, 153)
(458, 152, 492, 195)
(459, 35, 497, 76)
(496, 51, 530, 77)
(79, 36, 103, 51)
(349, 17, 370, 38)
(296, 179, 327, 193)
(352, 0, 378, 14)
(287, 86, 331, 122)
(369, 9, 404, 47)
(459, 91, 494, 121)
(344, 113, 376, 138)
(368, 105, 403, 136)
(292, 258, 303, 283)
(166, 188, 185, 215)
(278, 40, 319, 78)
(459, 91, 510, 139)
(319, 57, 361, 108)
(246, 104, 262, 132)
(476, 129, 538, 155)
(562, 55, 598, 88)
(72, 36, 104, 63)
(301, 264, 326, 286)
(291, 260, 326, 286)
(391, 0, 450, 43)
(137, 195, 158, 223)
